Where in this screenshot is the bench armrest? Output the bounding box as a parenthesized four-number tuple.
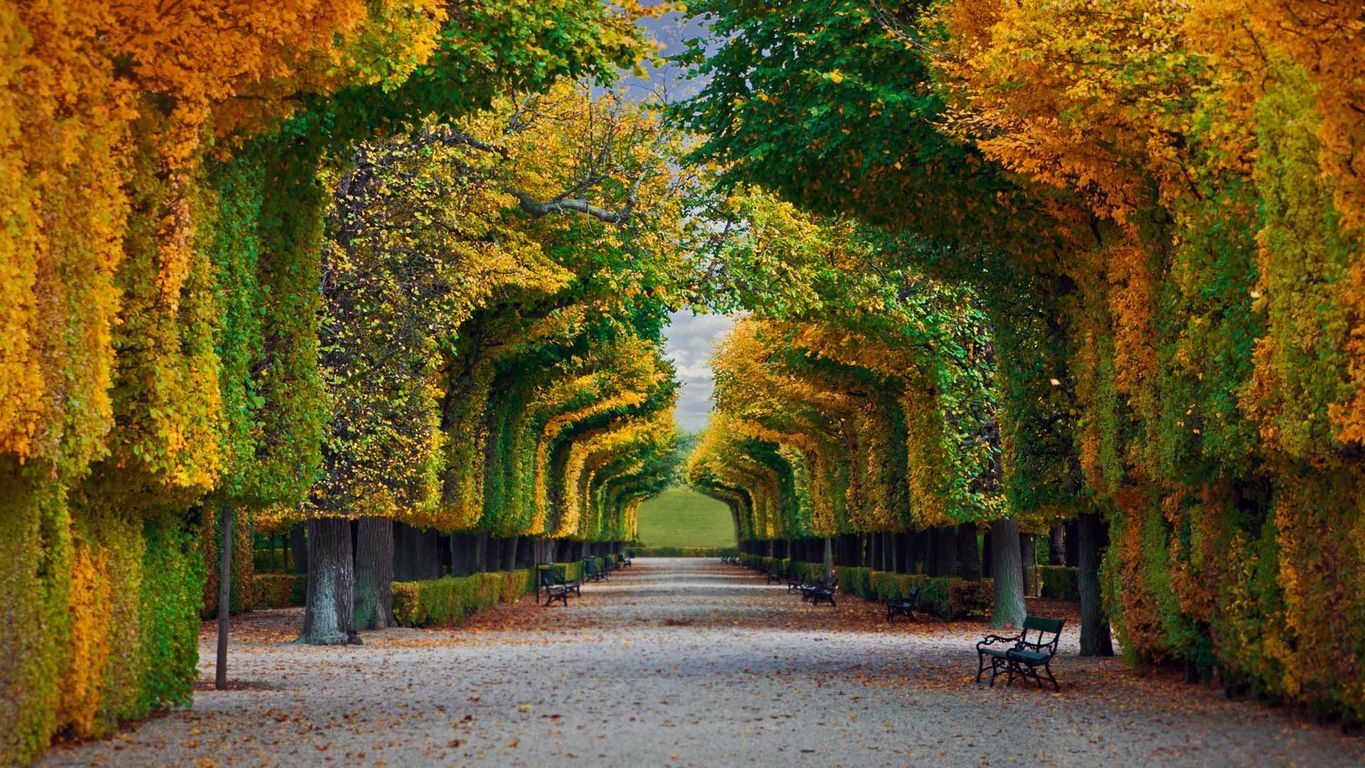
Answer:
(975, 633, 1021, 651)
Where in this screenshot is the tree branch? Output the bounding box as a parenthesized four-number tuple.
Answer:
(506, 189, 634, 224)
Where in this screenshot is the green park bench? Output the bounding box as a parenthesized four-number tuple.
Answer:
(583, 558, 607, 582)
(885, 584, 921, 622)
(551, 564, 581, 597)
(797, 574, 837, 606)
(766, 562, 786, 583)
(975, 616, 1064, 690)
(537, 568, 570, 607)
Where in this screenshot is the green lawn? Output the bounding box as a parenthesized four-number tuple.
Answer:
(636, 487, 737, 548)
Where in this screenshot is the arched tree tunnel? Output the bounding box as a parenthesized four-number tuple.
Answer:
(2, 0, 1362, 765)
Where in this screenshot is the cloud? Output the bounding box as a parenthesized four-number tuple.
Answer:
(663, 310, 733, 432)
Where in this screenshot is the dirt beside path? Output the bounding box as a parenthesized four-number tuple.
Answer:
(40, 558, 1363, 767)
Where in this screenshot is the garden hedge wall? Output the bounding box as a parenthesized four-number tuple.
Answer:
(0, 481, 203, 766)
(1037, 566, 1079, 600)
(739, 555, 994, 620)
(631, 546, 741, 558)
(390, 561, 594, 628)
(251, 574, 306, 610)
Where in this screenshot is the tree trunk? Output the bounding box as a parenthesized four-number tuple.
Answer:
(449, 534, 466, 577)
(437, 534, 452, 575)
(502, 536, 519, 571)
(956, 522, 981, 580)
(1020, 532, 1037, 597)
(989, 518, 1027, 629)
(353, 517, 394, 630)
(931, 526, 957, 577)
(905, 530, 923, 574)
(981, 530, 992, 578)
(1078, 512, 1115, 656)
(215, 504, 233, 688)
(1064, 520, 1079, 566)
(290, 523, 308, 574)
(474, 533, 488, 572)
(1049, 524, 1067, 565)
(823, 536, 834, 581)
(416, 527, 443, 579)
(301, 517, 357, 645)
(392, 522, 413, 581)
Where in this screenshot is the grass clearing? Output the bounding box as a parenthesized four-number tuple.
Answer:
(636, 487, 737, 549)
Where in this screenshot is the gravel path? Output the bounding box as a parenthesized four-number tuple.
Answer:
(42, 558, 1363, 767)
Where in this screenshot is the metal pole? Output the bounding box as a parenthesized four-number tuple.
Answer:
(215, 504, 233, 689)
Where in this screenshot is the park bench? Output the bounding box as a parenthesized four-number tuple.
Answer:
(537, 568, 570, 607)
(798, 575, 838, 606)
(766, 563, 786, 583)
(551, 564, 582, 597)
(621, 552, 633, 567)
(885, 584, 921, 622)
(975, 616, 1064, 690)
(583, 558, 608, 582)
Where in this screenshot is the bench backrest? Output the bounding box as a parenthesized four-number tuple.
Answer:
(538, 568, 557, 587)
(1020, 616, 1064, 654)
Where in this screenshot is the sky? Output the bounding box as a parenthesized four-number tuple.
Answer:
(632, 9, 732, 435)
(664, 310, 733, 432)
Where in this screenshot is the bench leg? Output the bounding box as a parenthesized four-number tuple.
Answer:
(1041, 662, 1059, 691)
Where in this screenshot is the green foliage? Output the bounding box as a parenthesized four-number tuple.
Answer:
(740, 554, 993, 620)
(0, 472, 71, 766)
(252, 574, 307, 610)
(676, 0, 1365, 725)
(630, 547, 741, 558)
(1037, 566, 1079, 600)
(391, 569, 536, 627)
(136, 516, 204, 713)
(0, 470, 205, 765)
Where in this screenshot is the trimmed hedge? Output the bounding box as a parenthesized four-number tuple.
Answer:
(1037, 565, 1079, 600)
(631, 546, 741, 558)
(392, 569, 536, 627)
(252, 573, 305, 609)
(740, 555, 994, 620)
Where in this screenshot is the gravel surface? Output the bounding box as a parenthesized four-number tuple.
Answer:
(41, 558, 1364, 767)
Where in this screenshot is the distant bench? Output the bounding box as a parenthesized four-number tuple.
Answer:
(885, 584, 921, 622)
(797, 575, 837, 607)
(537, 567, 574, 607)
